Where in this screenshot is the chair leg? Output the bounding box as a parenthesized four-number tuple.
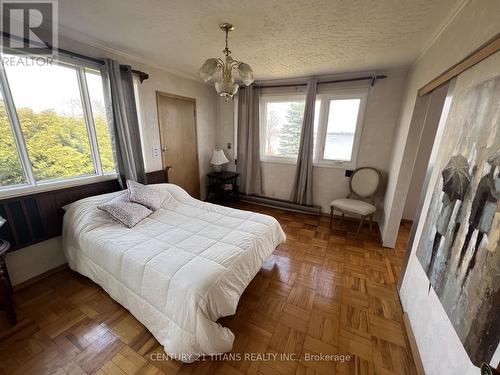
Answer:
(330, 207, 333, 229)
(369, 215, 373, 232)
(357, 216, 365, 237)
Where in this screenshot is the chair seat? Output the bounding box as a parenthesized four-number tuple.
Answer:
(330, 198, 376, 216)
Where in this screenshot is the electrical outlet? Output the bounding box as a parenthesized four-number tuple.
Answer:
(152, 147, 160, 158)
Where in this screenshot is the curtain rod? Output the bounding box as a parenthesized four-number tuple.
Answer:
(253, 74, 387, 89)
(1, 32, 149, 83)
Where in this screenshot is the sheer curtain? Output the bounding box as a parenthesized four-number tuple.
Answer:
(101, 59, 146, 187)
(290, 79, 317, 205)
(236, 85, 262, 195)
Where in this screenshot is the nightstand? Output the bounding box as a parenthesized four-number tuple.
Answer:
(0, 239, 16, 325)
(207, 172, 240, 203)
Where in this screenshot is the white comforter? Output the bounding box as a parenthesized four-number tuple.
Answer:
(62, 183, 286, 362)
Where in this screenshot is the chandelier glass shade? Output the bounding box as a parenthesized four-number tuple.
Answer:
(198, 23, 255, 100)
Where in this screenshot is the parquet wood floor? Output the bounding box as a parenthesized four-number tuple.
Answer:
(0, 203, 416, 375)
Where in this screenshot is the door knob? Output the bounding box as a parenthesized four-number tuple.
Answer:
(162, 146, 168, 152)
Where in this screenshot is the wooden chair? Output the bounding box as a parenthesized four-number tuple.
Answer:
(330, 167, 381, 236)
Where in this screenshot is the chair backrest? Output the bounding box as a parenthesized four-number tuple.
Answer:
(349, 167, 381, 200)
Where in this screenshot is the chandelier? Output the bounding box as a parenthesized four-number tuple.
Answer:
(198, 23, 255, 100)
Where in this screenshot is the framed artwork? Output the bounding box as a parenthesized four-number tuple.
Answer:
(414, 53, 499, 366)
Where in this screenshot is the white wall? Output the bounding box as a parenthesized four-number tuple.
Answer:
(216, 70, 409, 224)
(6, 237, 65, 286)
(402, 83, 449, 221)
(380, 0, 500, 247)
(6, 34, 218, 286)
(393, 1, 500, 374)
(216, 96, 237, 172)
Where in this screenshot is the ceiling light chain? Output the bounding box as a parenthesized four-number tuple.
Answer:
(198, 23, 255, 100)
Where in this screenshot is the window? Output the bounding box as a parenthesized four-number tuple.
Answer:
(314, 93, 366, 167)
(260, 89, 367, 168)
(0, 89, 26, 187)
(85, 69, 115, 173)
(259, 94, 320, 163)
(260, 96, 305, 161)
(0, 55, 115, 194)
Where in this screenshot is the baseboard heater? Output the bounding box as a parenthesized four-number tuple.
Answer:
(239, 194, 321, 215)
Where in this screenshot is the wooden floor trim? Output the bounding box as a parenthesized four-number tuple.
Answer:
(12, 263, 68, 291)
(401, 219, 414, 226)
(239, 194, 322, 215)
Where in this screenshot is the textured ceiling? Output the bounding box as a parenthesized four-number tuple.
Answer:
(58, 0, 461, 80)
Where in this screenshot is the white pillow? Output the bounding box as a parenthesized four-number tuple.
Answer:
(98, 192, 152, 228)
(127, 180, 169, 210)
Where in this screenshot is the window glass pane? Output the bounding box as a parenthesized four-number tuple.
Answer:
(0, 90, 26, 186)
(264, 100, 305, 158)
(323, 99, 360, 161)
(5, 61, 95, 181)
(85, 69, 115, 173)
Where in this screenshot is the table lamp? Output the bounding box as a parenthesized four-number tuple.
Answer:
(211, 149, 229, 173)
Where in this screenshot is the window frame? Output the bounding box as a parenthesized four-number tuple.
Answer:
(259, 92, 306, 164)
(313, 89, 368, 169)
(258, 88, 368, 169)
(0, 55, 116, 198)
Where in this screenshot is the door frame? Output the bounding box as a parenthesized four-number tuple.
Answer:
(155, 91, 200, 193)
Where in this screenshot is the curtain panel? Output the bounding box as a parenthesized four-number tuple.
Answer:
(290, 79, 317, 205)
(101, 59, 146, 187)
(236, 85, 262, 195)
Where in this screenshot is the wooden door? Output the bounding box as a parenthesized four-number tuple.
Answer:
(156, 92, 200, 198)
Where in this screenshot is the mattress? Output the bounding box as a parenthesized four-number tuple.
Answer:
(62, 183, 286, 362)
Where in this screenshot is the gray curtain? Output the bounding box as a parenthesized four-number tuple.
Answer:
(237, 85, 262, 195)
(101, 59, 146, 187)
(290, 79, 317, 205)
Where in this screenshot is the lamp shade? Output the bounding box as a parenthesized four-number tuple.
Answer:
(238, 63, 255, 86)
(215, 80, 239, 99)
(211, 149, 229, 166)
(198, 58, 220, 82)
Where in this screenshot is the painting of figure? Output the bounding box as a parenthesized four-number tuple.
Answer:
(415, 72, 500, 366)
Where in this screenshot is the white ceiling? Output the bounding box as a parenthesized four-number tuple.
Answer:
(58, 0, 461, 80)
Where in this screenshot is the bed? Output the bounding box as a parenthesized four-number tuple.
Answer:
(62, 183, 286, 362)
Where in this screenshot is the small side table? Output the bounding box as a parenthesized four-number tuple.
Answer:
(207, 172, 240, 203)
(0, 240, 16, 325)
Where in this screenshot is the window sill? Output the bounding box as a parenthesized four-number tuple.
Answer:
(260, 157, 297, 165)
(0, 173, 118, 200)
(313, 161, 355, 169)
(260, 159, 355, 170)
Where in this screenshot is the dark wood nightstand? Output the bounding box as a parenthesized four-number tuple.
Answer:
(0, 239, 16, 325)
(207, 172, 240, 203)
